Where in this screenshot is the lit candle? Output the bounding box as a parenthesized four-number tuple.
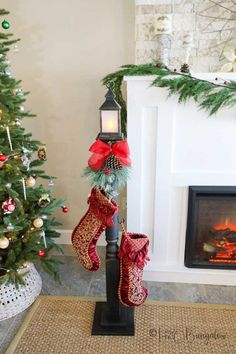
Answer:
(101, 110, 119, 133)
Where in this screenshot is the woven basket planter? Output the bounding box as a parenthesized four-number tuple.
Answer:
(0, 263, 42, 321)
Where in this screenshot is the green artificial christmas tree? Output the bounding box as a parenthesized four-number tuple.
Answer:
(0, 9, 67, 285)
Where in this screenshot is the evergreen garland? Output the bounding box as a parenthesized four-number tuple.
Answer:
(103, 63, 236, 137)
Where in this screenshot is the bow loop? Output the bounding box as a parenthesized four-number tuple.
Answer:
(88, 140, 131, 170)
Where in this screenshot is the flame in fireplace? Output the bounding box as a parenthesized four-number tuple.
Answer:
(205, 218, 236, 264)
(214, 218, 236, 232)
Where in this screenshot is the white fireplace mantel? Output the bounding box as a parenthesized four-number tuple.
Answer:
(125, 73, 236, 285)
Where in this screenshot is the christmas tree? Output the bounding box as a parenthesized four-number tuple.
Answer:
(0, 9, 67, 285)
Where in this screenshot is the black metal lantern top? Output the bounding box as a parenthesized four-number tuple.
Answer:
(97, 88, 123, 142)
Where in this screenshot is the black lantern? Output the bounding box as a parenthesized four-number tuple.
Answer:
(97, 88, 123, 141)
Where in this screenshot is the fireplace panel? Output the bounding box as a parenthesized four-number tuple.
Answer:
(185, 186, 236, 269)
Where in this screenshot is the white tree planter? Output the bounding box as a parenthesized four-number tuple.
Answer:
(0, 263, 42, 321)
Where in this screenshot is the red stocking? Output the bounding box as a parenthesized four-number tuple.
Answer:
(118, 230, 149, 306)
(72, 188, 118, 271)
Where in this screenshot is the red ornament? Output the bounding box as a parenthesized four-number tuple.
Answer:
(104, 168, 110, 175)
(62, 206, 69, 213)
(0, 154, 7, 162)
(174, 68, 177, 72)
(2, 197, 16, 214)
(224, 81, 227, 85)
(38, 250, 46, 257)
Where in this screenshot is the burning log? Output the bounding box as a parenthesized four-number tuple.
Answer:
(203, 228, 236, 261)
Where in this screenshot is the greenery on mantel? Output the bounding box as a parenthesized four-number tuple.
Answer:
(103, 63, 236, 137)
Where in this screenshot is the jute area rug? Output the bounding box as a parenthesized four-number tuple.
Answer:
(6, 296, 236, 354)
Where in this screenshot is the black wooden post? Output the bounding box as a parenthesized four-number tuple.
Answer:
(91, 192, 135, 336)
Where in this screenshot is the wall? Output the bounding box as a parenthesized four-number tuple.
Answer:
(136, 0, 236, 72)
(1, 1, 135, 235)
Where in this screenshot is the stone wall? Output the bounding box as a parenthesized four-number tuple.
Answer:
(136, 0, 236, 72)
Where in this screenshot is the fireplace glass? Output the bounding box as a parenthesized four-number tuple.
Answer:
(185, 186, 236, 269)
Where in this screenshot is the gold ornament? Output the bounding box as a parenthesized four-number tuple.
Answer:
(38, 146, 47, 161)
(33, 218, 43, 228)
(25, 176, 36, 187)
(0, 237, 10, 249)
(13, 154, 21, 160)
(0, 109, 3, 118)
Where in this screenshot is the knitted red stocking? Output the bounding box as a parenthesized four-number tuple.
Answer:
(118, 230, 149, 307)
(71, 188, 118, 271)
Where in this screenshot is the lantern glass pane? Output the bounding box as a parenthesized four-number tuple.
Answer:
(101, 110, 119, 133)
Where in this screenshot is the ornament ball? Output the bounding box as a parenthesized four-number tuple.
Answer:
(2, 20, 10, 30)
(0, 237, 10, 249)
(7, 223, 14, 232)
(62, 206, 69, 213)
(0, 154, 7, 162)
(25, 176, 36, 187)
(33, 218, 43, 228)
(38, 250, 46, 257)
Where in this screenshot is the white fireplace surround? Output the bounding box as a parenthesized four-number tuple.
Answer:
(125, 73, 236, 286)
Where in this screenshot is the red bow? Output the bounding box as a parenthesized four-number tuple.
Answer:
(88, 140, 131, 170)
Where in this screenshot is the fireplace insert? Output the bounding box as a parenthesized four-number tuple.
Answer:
(185, 186, 236, 269)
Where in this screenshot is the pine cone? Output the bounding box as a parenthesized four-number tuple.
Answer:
(180, 63, 190, 73)
(104, 154, 123, 170)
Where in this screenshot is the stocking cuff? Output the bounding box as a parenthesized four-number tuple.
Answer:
(88, 188, 118, 227)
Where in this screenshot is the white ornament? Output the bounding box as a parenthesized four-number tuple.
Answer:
(6, 183, 12, 188)
(6, 126, 13, 151)
(0, 237, 9, 249)
(22, 177, 27, 200)
(25, 176, 36, 187)
(7, 223, 14, 232)
(39, 230, 47, 248)
(4, 68, 11, 76)
(41, 214, 48, 220)
(19, 105, 25, 112)
(33, 218, 43, 228)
